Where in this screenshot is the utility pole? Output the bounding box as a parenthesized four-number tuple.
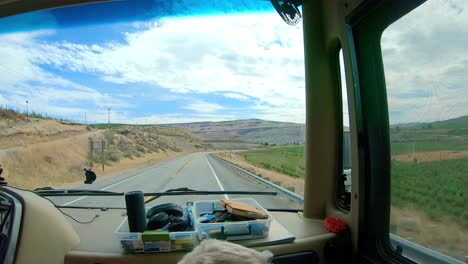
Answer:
(25, 100, 29, 117)
(88, 137, 93, 167)
(108, 107, 111, 129)
(147, 119, 151, 141)
(101, 139, 105, 172)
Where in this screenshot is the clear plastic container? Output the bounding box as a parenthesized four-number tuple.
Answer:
(115, 206, 198, 253)
(193, 198, 272, 241)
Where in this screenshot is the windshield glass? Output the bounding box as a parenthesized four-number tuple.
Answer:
(0, 0, 305, 210)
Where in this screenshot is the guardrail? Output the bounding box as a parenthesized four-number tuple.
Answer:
(210, 154, 304, 205)
(211, 154, 463, 264)
(390, 234, 464, 264)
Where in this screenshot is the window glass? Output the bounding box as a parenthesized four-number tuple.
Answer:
(340, 49, 351, 172)
(381, 0, 467, 261)
(0, 1, 305, 211)
(338, 48, 351, 209)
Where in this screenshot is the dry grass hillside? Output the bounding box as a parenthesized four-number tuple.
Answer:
(98, 125, 207, 164)
(0, 109, 208, 190)
(0, 109, 92, 149)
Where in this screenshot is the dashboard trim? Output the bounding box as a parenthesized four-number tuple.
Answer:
(0, 189, 23, 264)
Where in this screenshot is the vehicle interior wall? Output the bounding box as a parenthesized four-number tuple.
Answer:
(346, 1, 427, 262)
(302, 0, 362, 256)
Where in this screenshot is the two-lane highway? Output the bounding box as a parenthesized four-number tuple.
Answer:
(50, 152, 302, 210)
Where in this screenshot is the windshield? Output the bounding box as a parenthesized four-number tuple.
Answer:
(0, 0, 305, 210)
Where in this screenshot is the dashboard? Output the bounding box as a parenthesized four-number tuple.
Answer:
(0, 190, 22, 264)
(1, 187, 333, 264)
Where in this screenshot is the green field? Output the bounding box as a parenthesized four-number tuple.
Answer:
(90, 123, 126, 129)
(391, 158, 468, 228)
(241, 146, 305, 178)
(240, 145, 467, 227)
(391, 141, 468, 155)
(390, 116, 468, 155)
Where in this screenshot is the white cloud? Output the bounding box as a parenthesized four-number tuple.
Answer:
(0, 94, 7, 105)
(253, 101, 305, 123)
(183, 101, 225, 114)
(382, 0, 468, 124)
(21, 13, 306, 123)
(0, 31, 133, 120)
(222, 92, 250, 101)
(130, 113, 236, 125)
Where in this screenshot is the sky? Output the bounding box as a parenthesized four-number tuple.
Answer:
(0, 0, 466, 125)
(382, 0, 467, 124)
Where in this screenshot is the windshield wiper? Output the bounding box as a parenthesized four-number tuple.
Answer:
(35, 187, 278, 209)
(146, 187, 277, 196)
(142, 188, 277, 204)
(34, 187, 277, 198)
(34, 189, 124, 196)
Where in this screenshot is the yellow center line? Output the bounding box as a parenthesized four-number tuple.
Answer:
(171, 158, 193, 177)
(144, 158, 193, 203)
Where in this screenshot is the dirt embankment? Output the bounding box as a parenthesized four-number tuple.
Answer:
(393, 151, 468, 163)
(390, 207, 467, 261)
(1, 131, 98, 189)
(0, 111, 209, 190)
(0, 116, 92, 149)
(215, 152, 305, 196)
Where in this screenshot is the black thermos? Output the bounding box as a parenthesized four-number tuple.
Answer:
(125, 191, 147, 232)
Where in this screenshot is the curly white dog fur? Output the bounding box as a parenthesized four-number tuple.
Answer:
(178, 239, 273, 264)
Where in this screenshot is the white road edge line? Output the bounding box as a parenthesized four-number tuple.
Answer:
(204, 153, 229, 199)
(62, 161, 171, 206)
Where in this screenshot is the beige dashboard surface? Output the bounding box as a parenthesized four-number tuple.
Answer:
(9, 188, 80, 264)
(63, 208, 333, 264)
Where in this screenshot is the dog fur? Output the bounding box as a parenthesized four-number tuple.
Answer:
(178, 239, 273, 264)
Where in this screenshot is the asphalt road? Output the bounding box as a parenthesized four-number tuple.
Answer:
(50, 152, 302, 210)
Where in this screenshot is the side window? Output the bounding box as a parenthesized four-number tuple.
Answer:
(382, 0, 467, 262)
(338, 48, 352, 210)
(340, 49, 351, 173)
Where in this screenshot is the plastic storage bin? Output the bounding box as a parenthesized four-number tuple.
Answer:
(115, 206, 198, 253)
(193, 198, 272, 241)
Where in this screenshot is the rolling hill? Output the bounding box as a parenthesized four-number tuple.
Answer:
(164, 119, 306, 145)
(392, 115, 468, 130)
(391, 115, 468, 142)
(427, 115, 468, 129)
(0, 109, 207, 189)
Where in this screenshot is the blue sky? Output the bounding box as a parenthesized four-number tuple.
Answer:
(0, 0, 466, 125)
(0, 11, 307, 124)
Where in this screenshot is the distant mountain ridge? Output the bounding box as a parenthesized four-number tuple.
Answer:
(164, 119, 306, 145)
(429, 115, 468, 129)
(393, 115, 468, 130)
(390, 115, 468, 143)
